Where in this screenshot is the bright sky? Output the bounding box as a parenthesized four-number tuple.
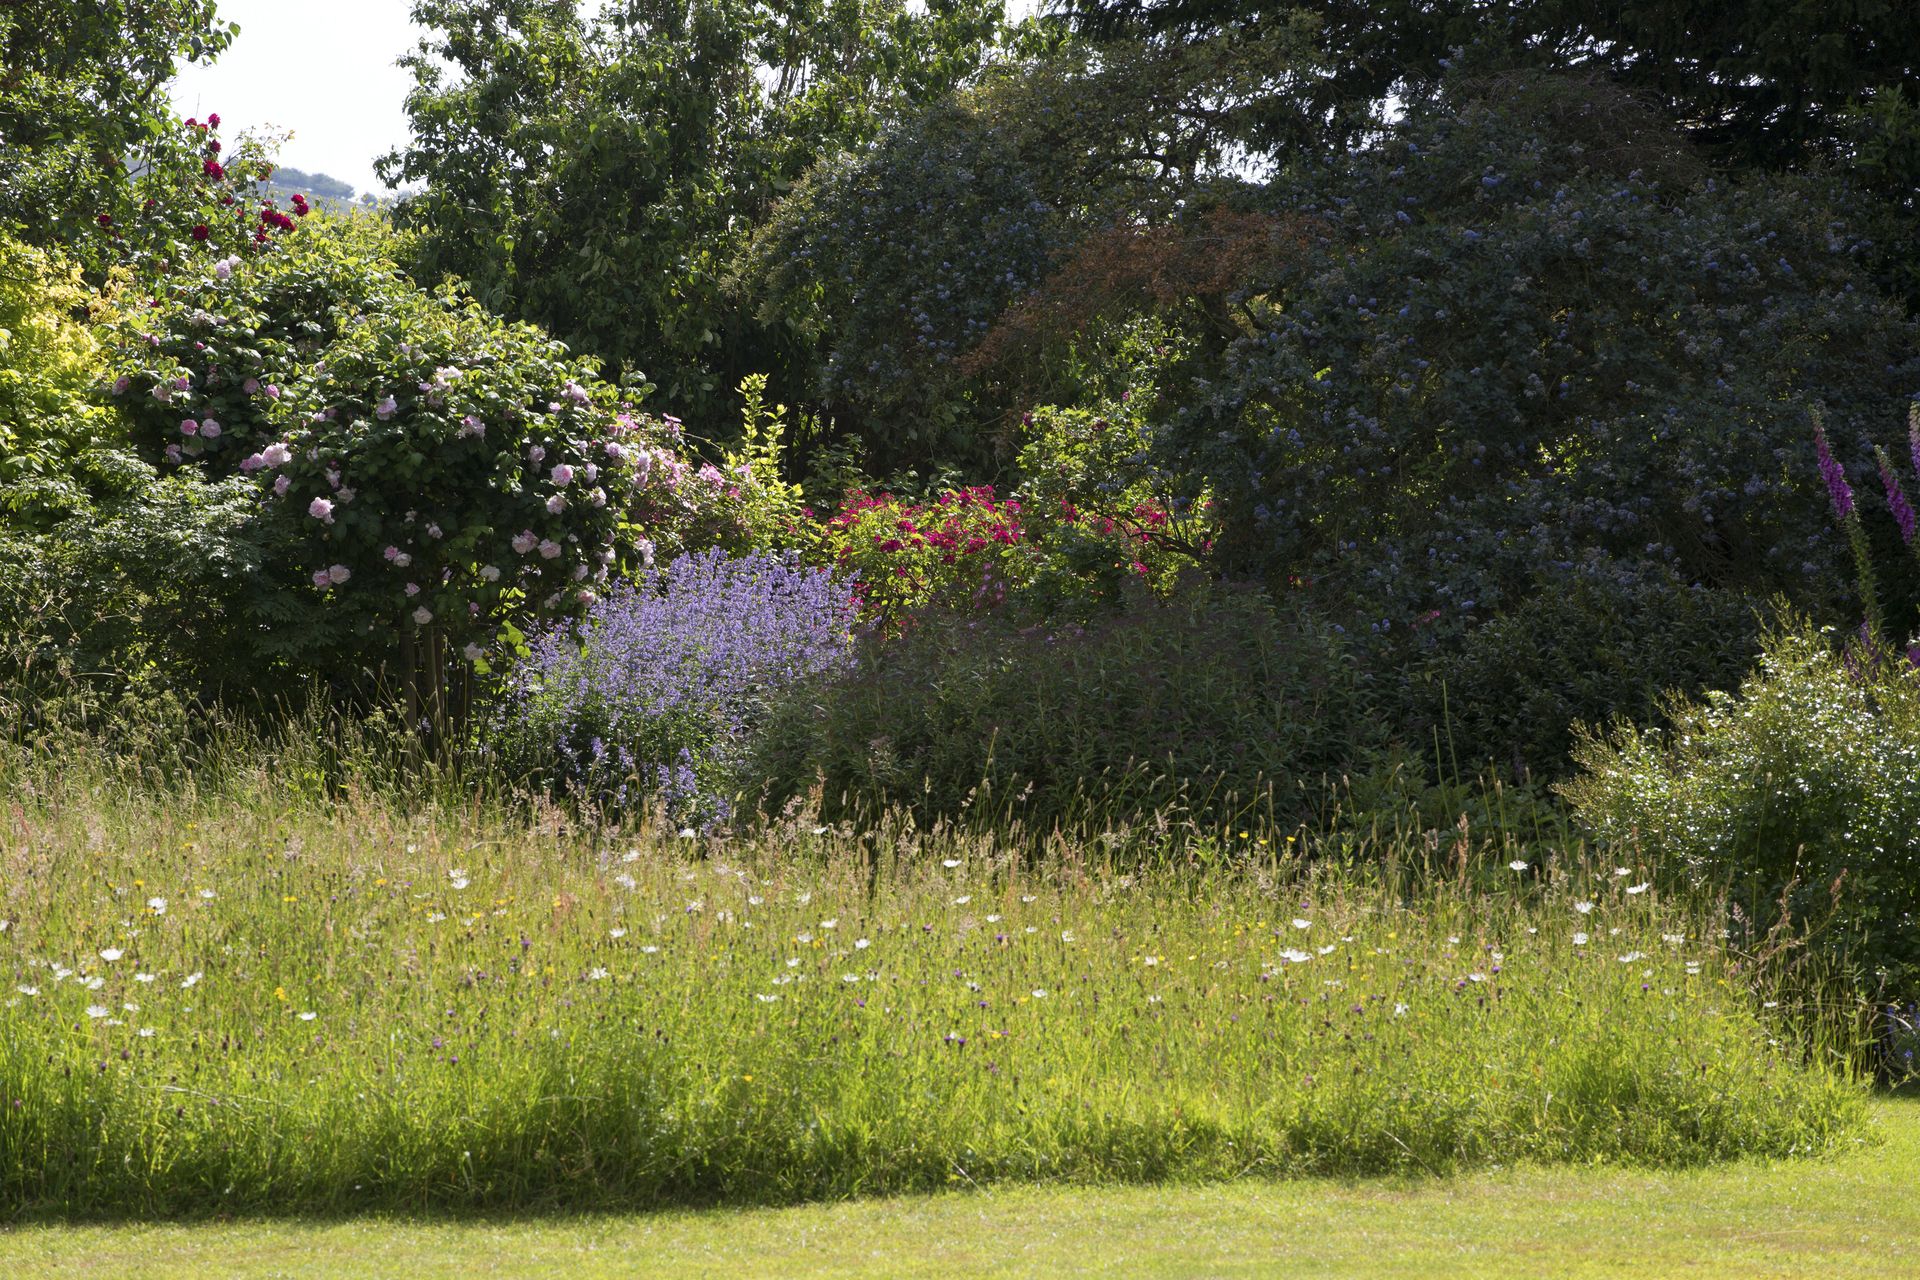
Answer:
(169, 0, 424, 197)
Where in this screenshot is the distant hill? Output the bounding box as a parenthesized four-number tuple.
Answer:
(268, 166, 356, 199)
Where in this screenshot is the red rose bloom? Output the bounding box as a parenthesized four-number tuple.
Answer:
(203, 158, 225, 179)
(97, 213, 112, 227)
(207, 112, 221, 128)
(191, 224, 210, 241)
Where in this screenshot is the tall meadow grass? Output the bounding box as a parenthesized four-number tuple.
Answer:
(0, 722, 1871, 1218)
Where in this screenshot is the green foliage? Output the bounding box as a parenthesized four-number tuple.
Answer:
(1165, 72, 1919, 638)
(0, 469, 268, 723)
(1420, 576, 1769, 780)
(0, 0, 236, 258)
(1562, 622, 1920, 999)
(753, 581, 1374, 831)
(0, 236, 122, 525)
(738, 26, 1320, 472)
(378, 0, 1008, 438)
(1065, 0, 1920, 177)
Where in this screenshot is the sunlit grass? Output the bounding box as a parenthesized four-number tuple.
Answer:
(0, 734, 1869, 1217)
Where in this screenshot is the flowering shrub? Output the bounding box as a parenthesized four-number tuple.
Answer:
(812, 397, 1200, 628)
(489, 549, 857, 824)
(1011, 395, 1212, 608)
(105, 221, 687, 696)
(1563, 619, 1920, 1002)
(816, 485, 1027, 627)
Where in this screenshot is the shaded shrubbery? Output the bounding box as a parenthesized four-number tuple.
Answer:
(752, 581, 1373, 832)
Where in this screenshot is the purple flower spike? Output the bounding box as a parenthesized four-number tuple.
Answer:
(1814, 418, 1854, 521)
(1880, 447, 1917, 545)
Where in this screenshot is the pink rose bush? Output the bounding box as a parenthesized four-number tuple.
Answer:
(106, 221, 730, 686)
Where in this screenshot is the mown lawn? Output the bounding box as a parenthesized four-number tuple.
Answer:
(4, 1094, 1911, 1279)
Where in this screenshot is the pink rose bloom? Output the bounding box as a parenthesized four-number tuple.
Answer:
(480, 564, 501, 582)
(571, 564, 589, 581)
(265, 384, 281, 400)
(165, 444, 183, 464)
(382, 546, 401, 562)
(545, 494, 566, 514)
(152, 385, 172, 403)
(243, 378, 260, 394)
(550, 463, 574, 487)
(376, 395, 397, 419)
(412, 606, 433, 625)
(273, 475, 291, 495)
(425, 523, 442, 540)
(262, 441, 292, 467)
(199, 418, 221, 439)
(404, 582, 420, 597)
(589, 488, 606, 508)
(180, 419, 199, 436)
(581, 463, 598, 483)
(512, 531, 537, 555)
(327, 564, 351, 585)
(528, 445, 545, 464)
(111, 375, 130, 394)
(311, 569, 331, 589)
(393, 551, 411, 568)
(633, 452, 652, 481)
(537, 539, 562, 559)
(173, 376, 190, 391)
(214, 259, 232, 281)
(336, 487, 354, 503)
(240, 453, 263, 472)
(460, 415, 484, 437)
(308, 497, 334, 523)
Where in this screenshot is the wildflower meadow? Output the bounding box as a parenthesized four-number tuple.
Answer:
(3, 0, 1918, 1272)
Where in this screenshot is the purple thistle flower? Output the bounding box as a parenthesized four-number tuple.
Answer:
(1879, 447, 1916, 545)
(1814, 418, 1854, 521)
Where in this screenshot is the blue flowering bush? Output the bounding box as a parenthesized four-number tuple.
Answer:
(487, 549, 858, 824)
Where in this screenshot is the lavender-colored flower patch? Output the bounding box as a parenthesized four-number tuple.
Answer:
(490, 549, 857, 824)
